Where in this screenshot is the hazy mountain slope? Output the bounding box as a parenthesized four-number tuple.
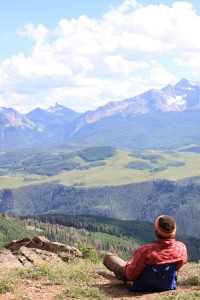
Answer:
(27, 104, 80, 126)
(66, 79, 200, 139)
(26, 104, 81, 142)
(0, 104, 81, 151)
(66, 110, 200, 150)
(2, 79, 200, 151)
(0, 107, 51, 151)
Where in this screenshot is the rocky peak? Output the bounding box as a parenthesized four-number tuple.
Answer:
(47, 103, 79, 116)
(0, 106, 42, 131)
(47, 103, 66, 113)
(175, 78, 196, 90)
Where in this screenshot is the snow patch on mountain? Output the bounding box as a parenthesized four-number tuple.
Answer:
(67, 79, 200, 137)
(0, 107, 43, 131)
(163, 95, 186, 111)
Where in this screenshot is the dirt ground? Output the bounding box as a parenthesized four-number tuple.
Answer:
(0, 279, 67, 300)
(95, 271, 199, 300)
(0, 272, 198, 300)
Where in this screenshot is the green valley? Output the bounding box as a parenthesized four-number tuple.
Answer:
(1, 146, 200, 189)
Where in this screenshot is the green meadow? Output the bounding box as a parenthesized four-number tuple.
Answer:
(1, 147, 200, 189)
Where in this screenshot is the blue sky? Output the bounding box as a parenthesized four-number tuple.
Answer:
(1, 0, 200, 113)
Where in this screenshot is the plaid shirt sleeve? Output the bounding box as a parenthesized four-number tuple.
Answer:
(124, 245, 152, 281)
(175, 242, 188, 270)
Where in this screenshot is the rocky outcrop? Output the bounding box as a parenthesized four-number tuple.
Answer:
(0, 249, 22, 268)
(0, 236, 82, 268)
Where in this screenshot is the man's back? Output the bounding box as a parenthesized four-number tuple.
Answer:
(124, 238, 187, 281)
(103, 215, 188, 292)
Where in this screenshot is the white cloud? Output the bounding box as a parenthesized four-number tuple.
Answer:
(149, 61, 177, 85)
(1, 1, 200, 113)
(17, 24, 48, 44)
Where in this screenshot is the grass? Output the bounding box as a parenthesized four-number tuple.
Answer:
(0, 259, 110, 298)
(2, 149, 200, 188)
(0, 276, 18, 294)
(0, 259, 199, 299)
(15, 259, 103, 285)
(56, 285, 110, 300)
(178, 262, 200, 287)
(156, 292, 200, 299)
(186, 276, 200, 286)
(156, 262, 200, 300)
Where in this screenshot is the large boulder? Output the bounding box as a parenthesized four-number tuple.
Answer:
(0, 250, 22, 269)
(1, 236, 82, 268)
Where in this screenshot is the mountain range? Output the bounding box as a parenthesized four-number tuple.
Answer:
(1, 78, 200, 151)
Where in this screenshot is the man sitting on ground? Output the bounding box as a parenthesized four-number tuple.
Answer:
(103, 215, 188, 292)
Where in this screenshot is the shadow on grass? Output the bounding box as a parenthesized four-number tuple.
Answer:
(94, 271, 159, 299)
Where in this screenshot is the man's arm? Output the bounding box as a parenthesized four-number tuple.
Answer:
(124, 246, 148, 281)
(176, 242, 188, 270)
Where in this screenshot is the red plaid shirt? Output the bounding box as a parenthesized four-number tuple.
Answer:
(124, 238, 188, 281)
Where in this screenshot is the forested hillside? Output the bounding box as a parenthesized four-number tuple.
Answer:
(0, 214, 199, 262)
(0, 214, 37, 247)
(0, 179, 200, 238)
(22, 214, 200, 262)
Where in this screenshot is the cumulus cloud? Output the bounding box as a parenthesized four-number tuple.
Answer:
(149, 61, 177, 84)
(17, 24, 48, 44)
(0, 1, 200, 112)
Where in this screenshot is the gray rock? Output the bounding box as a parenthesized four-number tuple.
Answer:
(2, 235, 83, 268)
